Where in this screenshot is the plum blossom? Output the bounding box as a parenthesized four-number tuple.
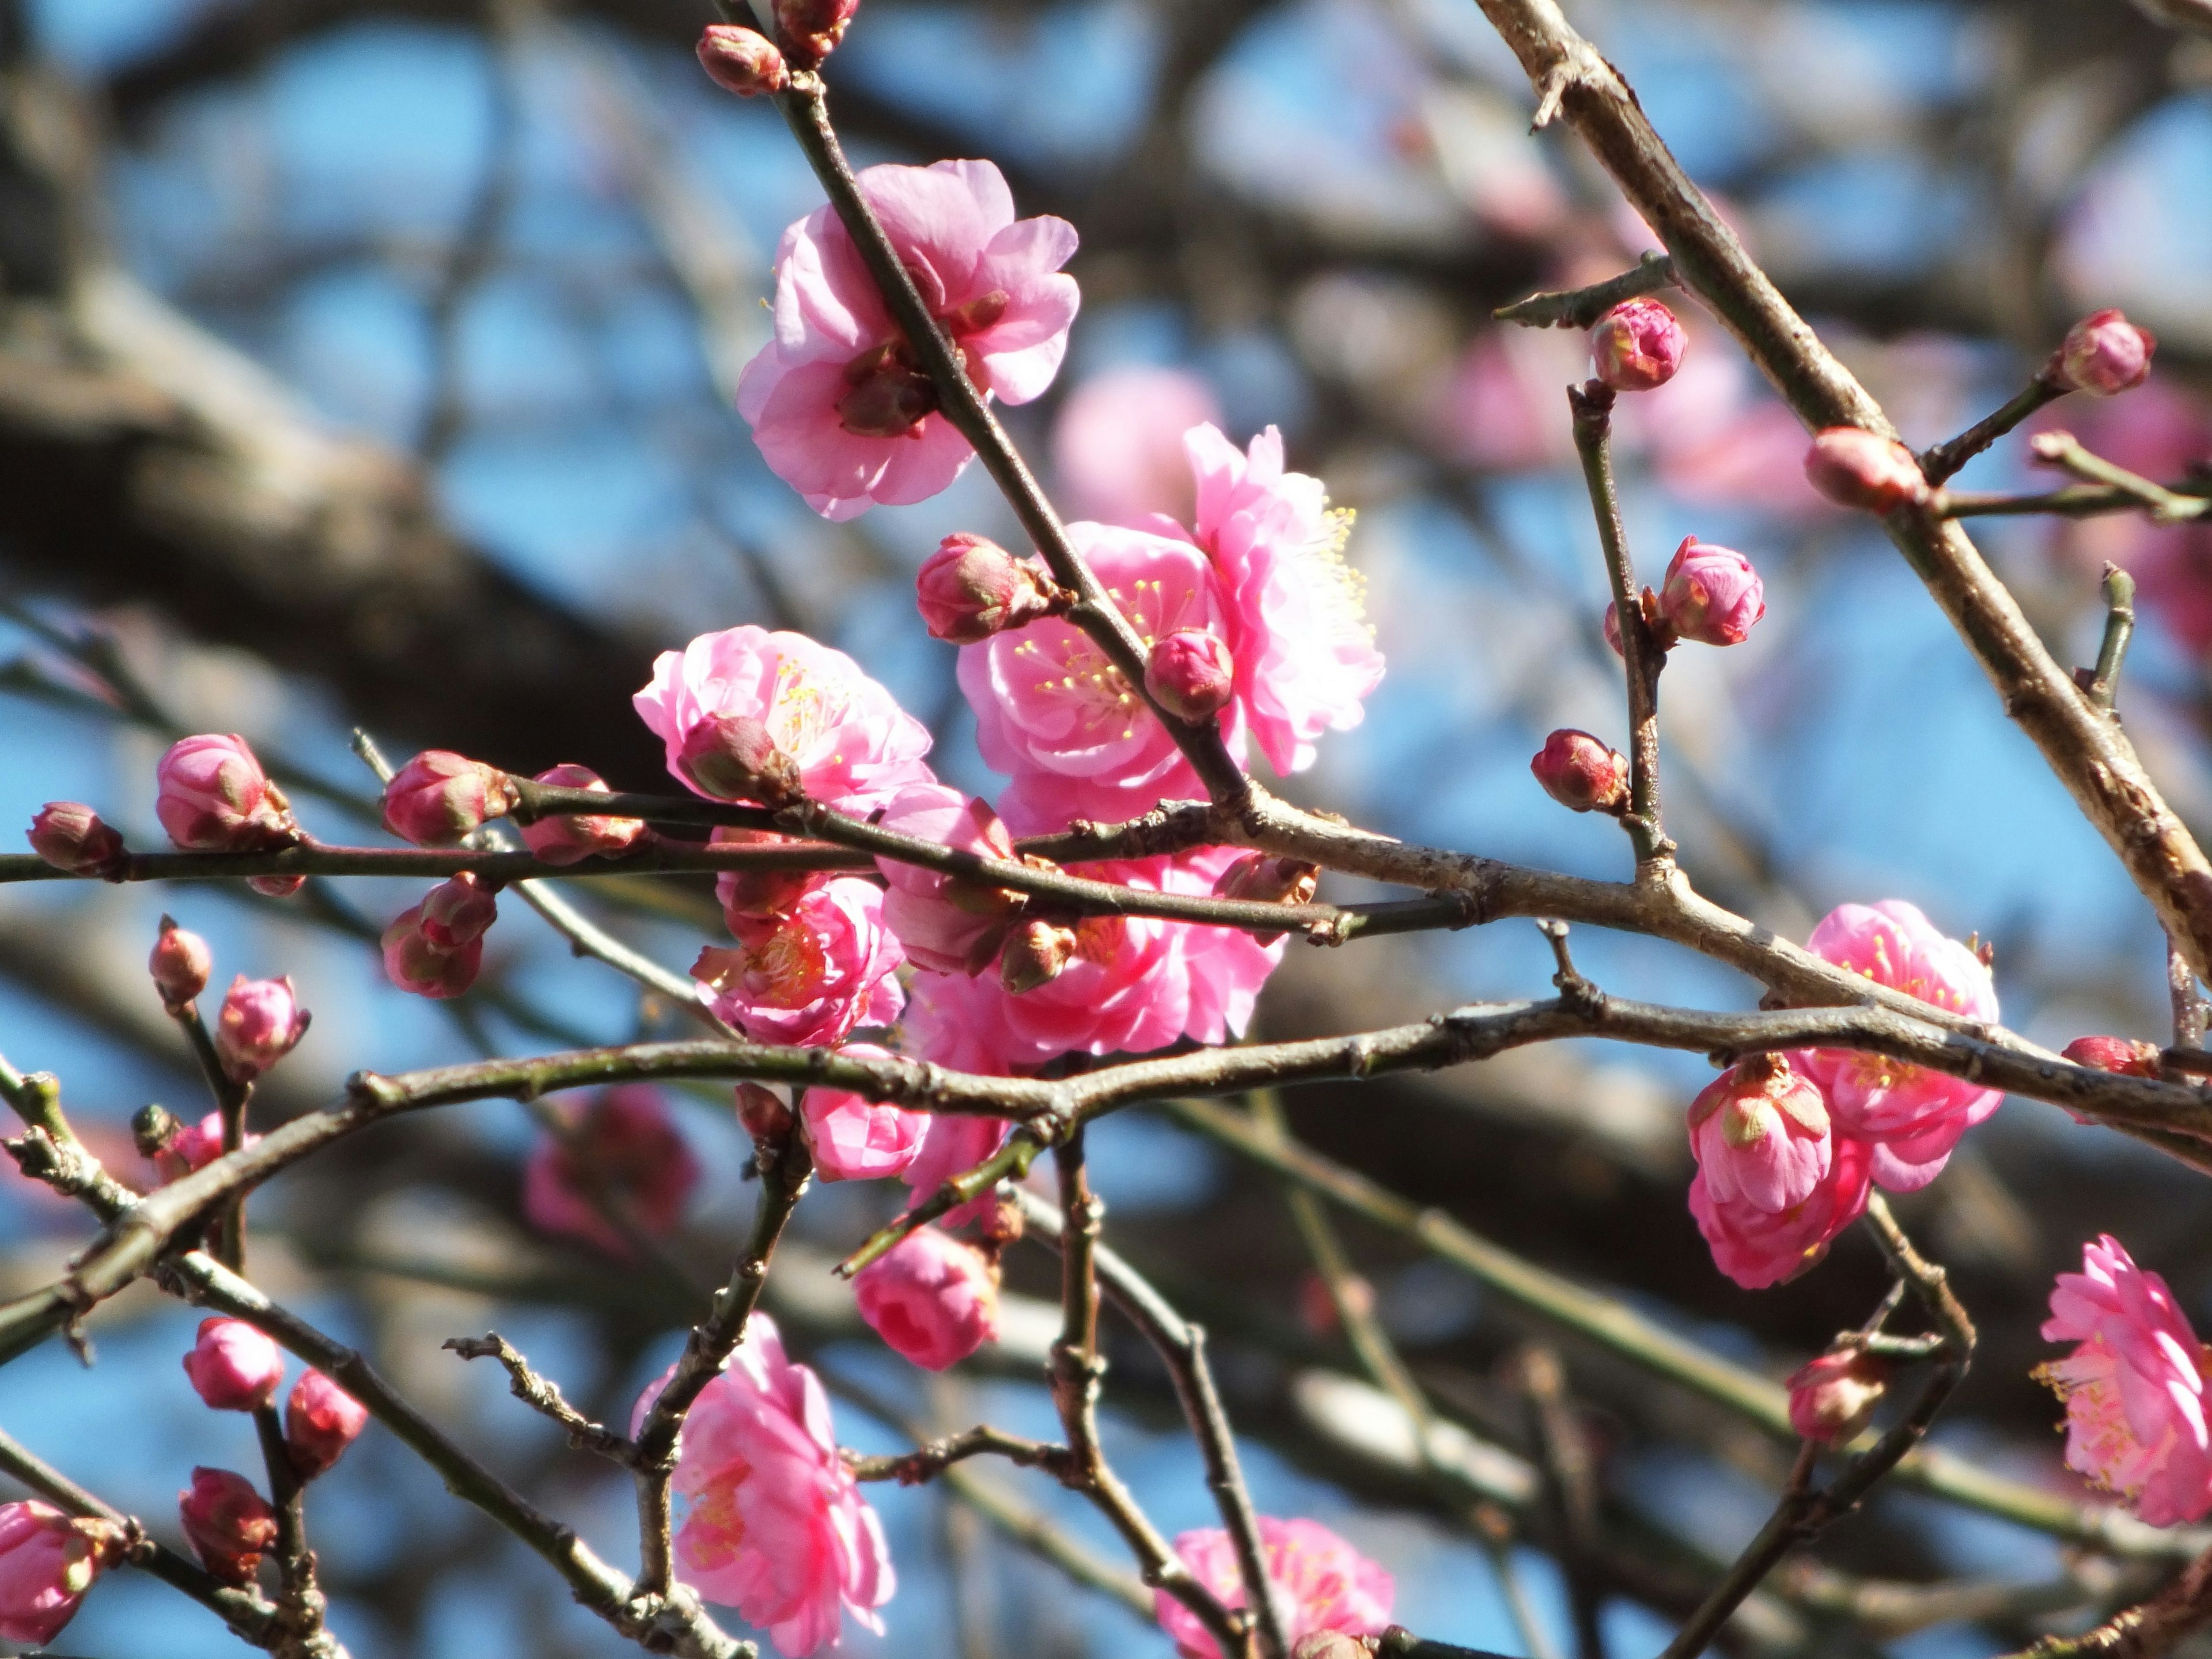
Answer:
(156, 734, 301, 853)
(285, 1372, 369, 1479)
(213, 975, 309, 1085)
(2037, 1236, 2212, 1526)
(1156, 1517, 1394, 1659)
(900, 1111, 1010, 1227)
(635, 626, 934, 813)
(1051, 366, 1223, 525)
(853, 1226, 999, 1370)
(183, 1317, 285, 1412)
(692, 878, 904, 1047)
(522, 1088, 700, 1257)
(735, 159, 1077, 519)
(1787, 1351, 1889, 1444)
(150, 1111, 252, 1184)
(1794, 900, 2002, 1191)
(801, 1044, 930, 1181)
(873, 782, 1024, 975)
(1690, 1131, 1872, 1291)
(634, 1313, 893, 1656)
(0, 1502, 122, 1646)
(519, 764, 645, 865)
(178, 1468, 275, 1586)
(1686, 1056, 1831, 1214)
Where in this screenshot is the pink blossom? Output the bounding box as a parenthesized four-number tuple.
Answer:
(0, 1501, 122, 1646)
(285, 1372, 369, 1479)
(1590, 297, 1686, 392)
(1156, 1517, 1394, 1659)
(1657, 538, 1764, 646)
(1184, 423, 1385, 777)
(1803, 428, 1929, 513)
(735, 159, 1078, 520)
(1787, 1351, 1889, 1444)
(382, 751, 517, 847)
(151, 1111, 251, 1184)
(381, 908, 483, 999)
(149, 916, 212, 1009)
(522, 1087, 700, 1257)
(853, 1226, 999, 1370)
(1051, 366, 1223, 525)
(1531, 729, 1629, 814)
(635, 626, 933, 813)
(2037, 1236, 2212, 1525)
(634, 1313, 893, 1656)
(183, 1317, 285, 1412)
(178, 1468, 275, 1586)
(713, 828, 837, 929)
(1686, 1056, 1832, 1214)
(901, 1111, 1011, 1227)
(2055, 310, 2155, 397)
(1689, 1132, 1872, 1291)
(2065, 1036, 2162, 1078)
(213, 975, 309, 1085)
(801, 1044, 930, 1181)
(873, 782, 1024, 975)
(156, 734, 300, 852)
(692, 878, 904, 1047)
(27, 802, 125, 876)
(1795, 900, 2002, 1190)
(774, 0, 859, 69)
(520, 764, 645, 865)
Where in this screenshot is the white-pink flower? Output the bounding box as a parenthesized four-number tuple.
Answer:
(736, 159, 1078, 519)
(635, 1314, 893, 1657)
(1156, 1516, 1394, 1659)
(634, 626, 934, 814)
(692, 878, 904, 1048)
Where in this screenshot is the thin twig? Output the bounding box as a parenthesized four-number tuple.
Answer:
(1999, 1541, 2212, 1659)
(1520, 1347, 1608, 1659)
(1919, 377, 2065, 486)
(445, 1332, 635, 1461)
(2081, 565, 2137, 712)
(2032, 432, 2210, 523)
(1494, 252, 1678, 328)
(846, 1425, 1063, 1485)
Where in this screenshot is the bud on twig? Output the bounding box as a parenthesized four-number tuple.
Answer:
(213, 976, 310, 1084)
(2062, 1035, 2162, 1078)
(1589, 297, 1685, 392)
(519, 764, 645, 865)
(156, 734, 301, 852)
(26, 802, 126, 878)
(1001, 919, 1078, 994)
(382, 751, 519, 847)
(178, 1468, 276, 1586)
(774, 0, 860, 68)
(285, 1372, 369, 1479)
(149, 915, 213, 1010)
(1803, 427, 1930, 513)
(1531, 729, 1630, 814)
(1656, 537, 1764, 647)
(1786, 1350, 1889, 1445)
(679, 715, 805, 807)
(183, 1317, 286, 1412)
(1143, 629, 1236, 721)
(915, 534, 1062, 643)
(735, 1082, 794, 1149)
(696, 24, 789, 97)
(2051, 309, 2154, 398)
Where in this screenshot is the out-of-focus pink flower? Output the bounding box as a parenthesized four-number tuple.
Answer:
(696, 24, 787, 95)
(1794, 900, 2001, 1190)
(634, 1313, 893, 1656)
(520, 764, 645, 865)
(900, 1112, 1010, 1226)
(1787, 1350, 1889, 1444)
(802, 1045, 930, 1181)
(1052, 366, 1224, 526)
(853, 1226, 999, 1370)
(522, 1087, 700, 1257)
(178, 1468, 275, 1586)
(735, 159, 1077, 520)
(151, 1111, 252, 1184)
(1687, 1056, 1832, 1214)
(149, 916, 211, 1010)
(213, 976, 309, 1085)
(0, 1501, 123, 1646)
(2037, 1235, 2212, 1525)
(1690, 1132, 1873, 1291)
(1657, 538, 1764, 646)
(1531, 729, 1628, 814)
(1146, 628, 1237, 721)
(873, 782, 1023, 975)
(156, 734, 300, 852)
(916, 534, 1060, 644)
(2064, 1036, 2162, 1078)
(382, 751, 517, 847)
(2054, 310, 2155, 397)
(774, 0, 859, 67)
(1156, 1517, 1394, 1659)
(1184, 423, 1385, 777)
(1804, 428, 1929, 513)
(27, 802, 126, 877)
(1440, 327, 1584, 472)
(1590, 297, 1685, 392)
(635, 626, 933, 814)
(183, 1316, 285, 1412)
(693, 878, 904, 1047)
(285, 1372, 369, 1479)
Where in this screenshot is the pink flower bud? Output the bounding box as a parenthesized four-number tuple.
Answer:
(1531, 729, 1630, 814)
(712, 827, 830, 925)
(1786, 1350, 1889, 1444)
(381, 907, 483, 1000)
(284, 1371, 368, 1479)
(1213, 853, 1320, 908)
(678, 714, 805, 806)
(418, 872, 497, 953)
(178, 1468, 276, 1586)
(0, 1500, 124, 1647)
(1590, 297, 1686, 392)
(182, 1316, 285, 1412)
(915, 534, 1059, 643)
(1658, 537, 1764, 646)
(381, 751, 518, 848)
(213, 975, 309, 1084)
(1144, 629, 1236, 721)
(156, 734, 300, 852)
(1803, 427, 1929, 513)
(836, 343, 938, 437)
(2054, 309, 2154, 397)
(149, 917, 212, 1009)
(522, 1088, 700, 1257)
(150, 1111, 251, 1184)
(1001, 919, 1078, 994)
(248, 873, 306, 899)
(26, 802, 126, 877)
(1292, 1635, 1373, 1659)
(734, 1082, 794, 1147)
(853, 1226, 1000, 1370)
(519, 764, 644, 866)
(2063, 1035, 2162, 1078)
(696, 23, 789, 96)
(1687, 1054, 1831, 1214)
(775, 0, 859, 67)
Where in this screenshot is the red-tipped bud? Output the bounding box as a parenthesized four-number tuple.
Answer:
(182, 1317, 285, 1412)
(178, 1468, 276, 1586)
(149, 917, 213, 1010)
(382, 751, 518, 848)
(836, 343, 937, 438)
(1658, 537, 1764, 646)
(1144, 629, 1236, 721)
(1786, 1350, 1889, 1445)
(696, 24, 789, 96)
(915, 534, 1059, 643)
(734, 1082, 795, 1147)
(2053, 309, 2154, 397)
(156, 734, 301, 853)
(213, 975, 309, 1084)
(0, 1500, 125, 1646)
(2063, 1035, 2162, 1078)
(284, 1372, 368, 1480)
(1590, 297, 1685, 392)
(519, 764, 644, 866)
(1001, 919, 1078, 994)
(679, 715, 804, 806)
(418, 872, 497, 953)
(775, 0, 860, 67)
(27, 802, 126, 877)
(1804, 427, 1929, 513)
(1531, 729, 1630, 814)
(381, 907, 483, 1001)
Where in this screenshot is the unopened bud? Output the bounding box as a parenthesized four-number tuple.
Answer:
(213, 975, 309, 1084)
(284, 1372, 369, 1480)
(1590, 297, 1685, 392)
(734, 1082, 794, 1147)
(2052, 309, 2154, 397)
(1001, 919, 1078, 994)
(836, 343, 936, 438)
(915, 534, 1059, 643)
(1144, 630, 1236, 721)
(2063, 1035, 2162, 1078)
(1786, 1350, 1889, 1445)
(1213, 852, 1321, 908)
(1531, 729, 1630, 814)
(183, 1317, 285, 1412)
(26, 801, 127, 877)
(696, 24, 789, 96)
(1657, 537, 1764, 647)
(149, 915, 213, 1010)
(418, 872, 497, 953)
(178, 1468, 276, 1586)
(382, 751, 518, 847)
(381, 907, 483, 1001)
(1804, 427, 1929, 513)
(520, 764, 645, 866)
(775, 0, 860, 67)
(679, 715, 805, 807)
(246, 874, 304, 899)
(156, 734, 300, 853)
